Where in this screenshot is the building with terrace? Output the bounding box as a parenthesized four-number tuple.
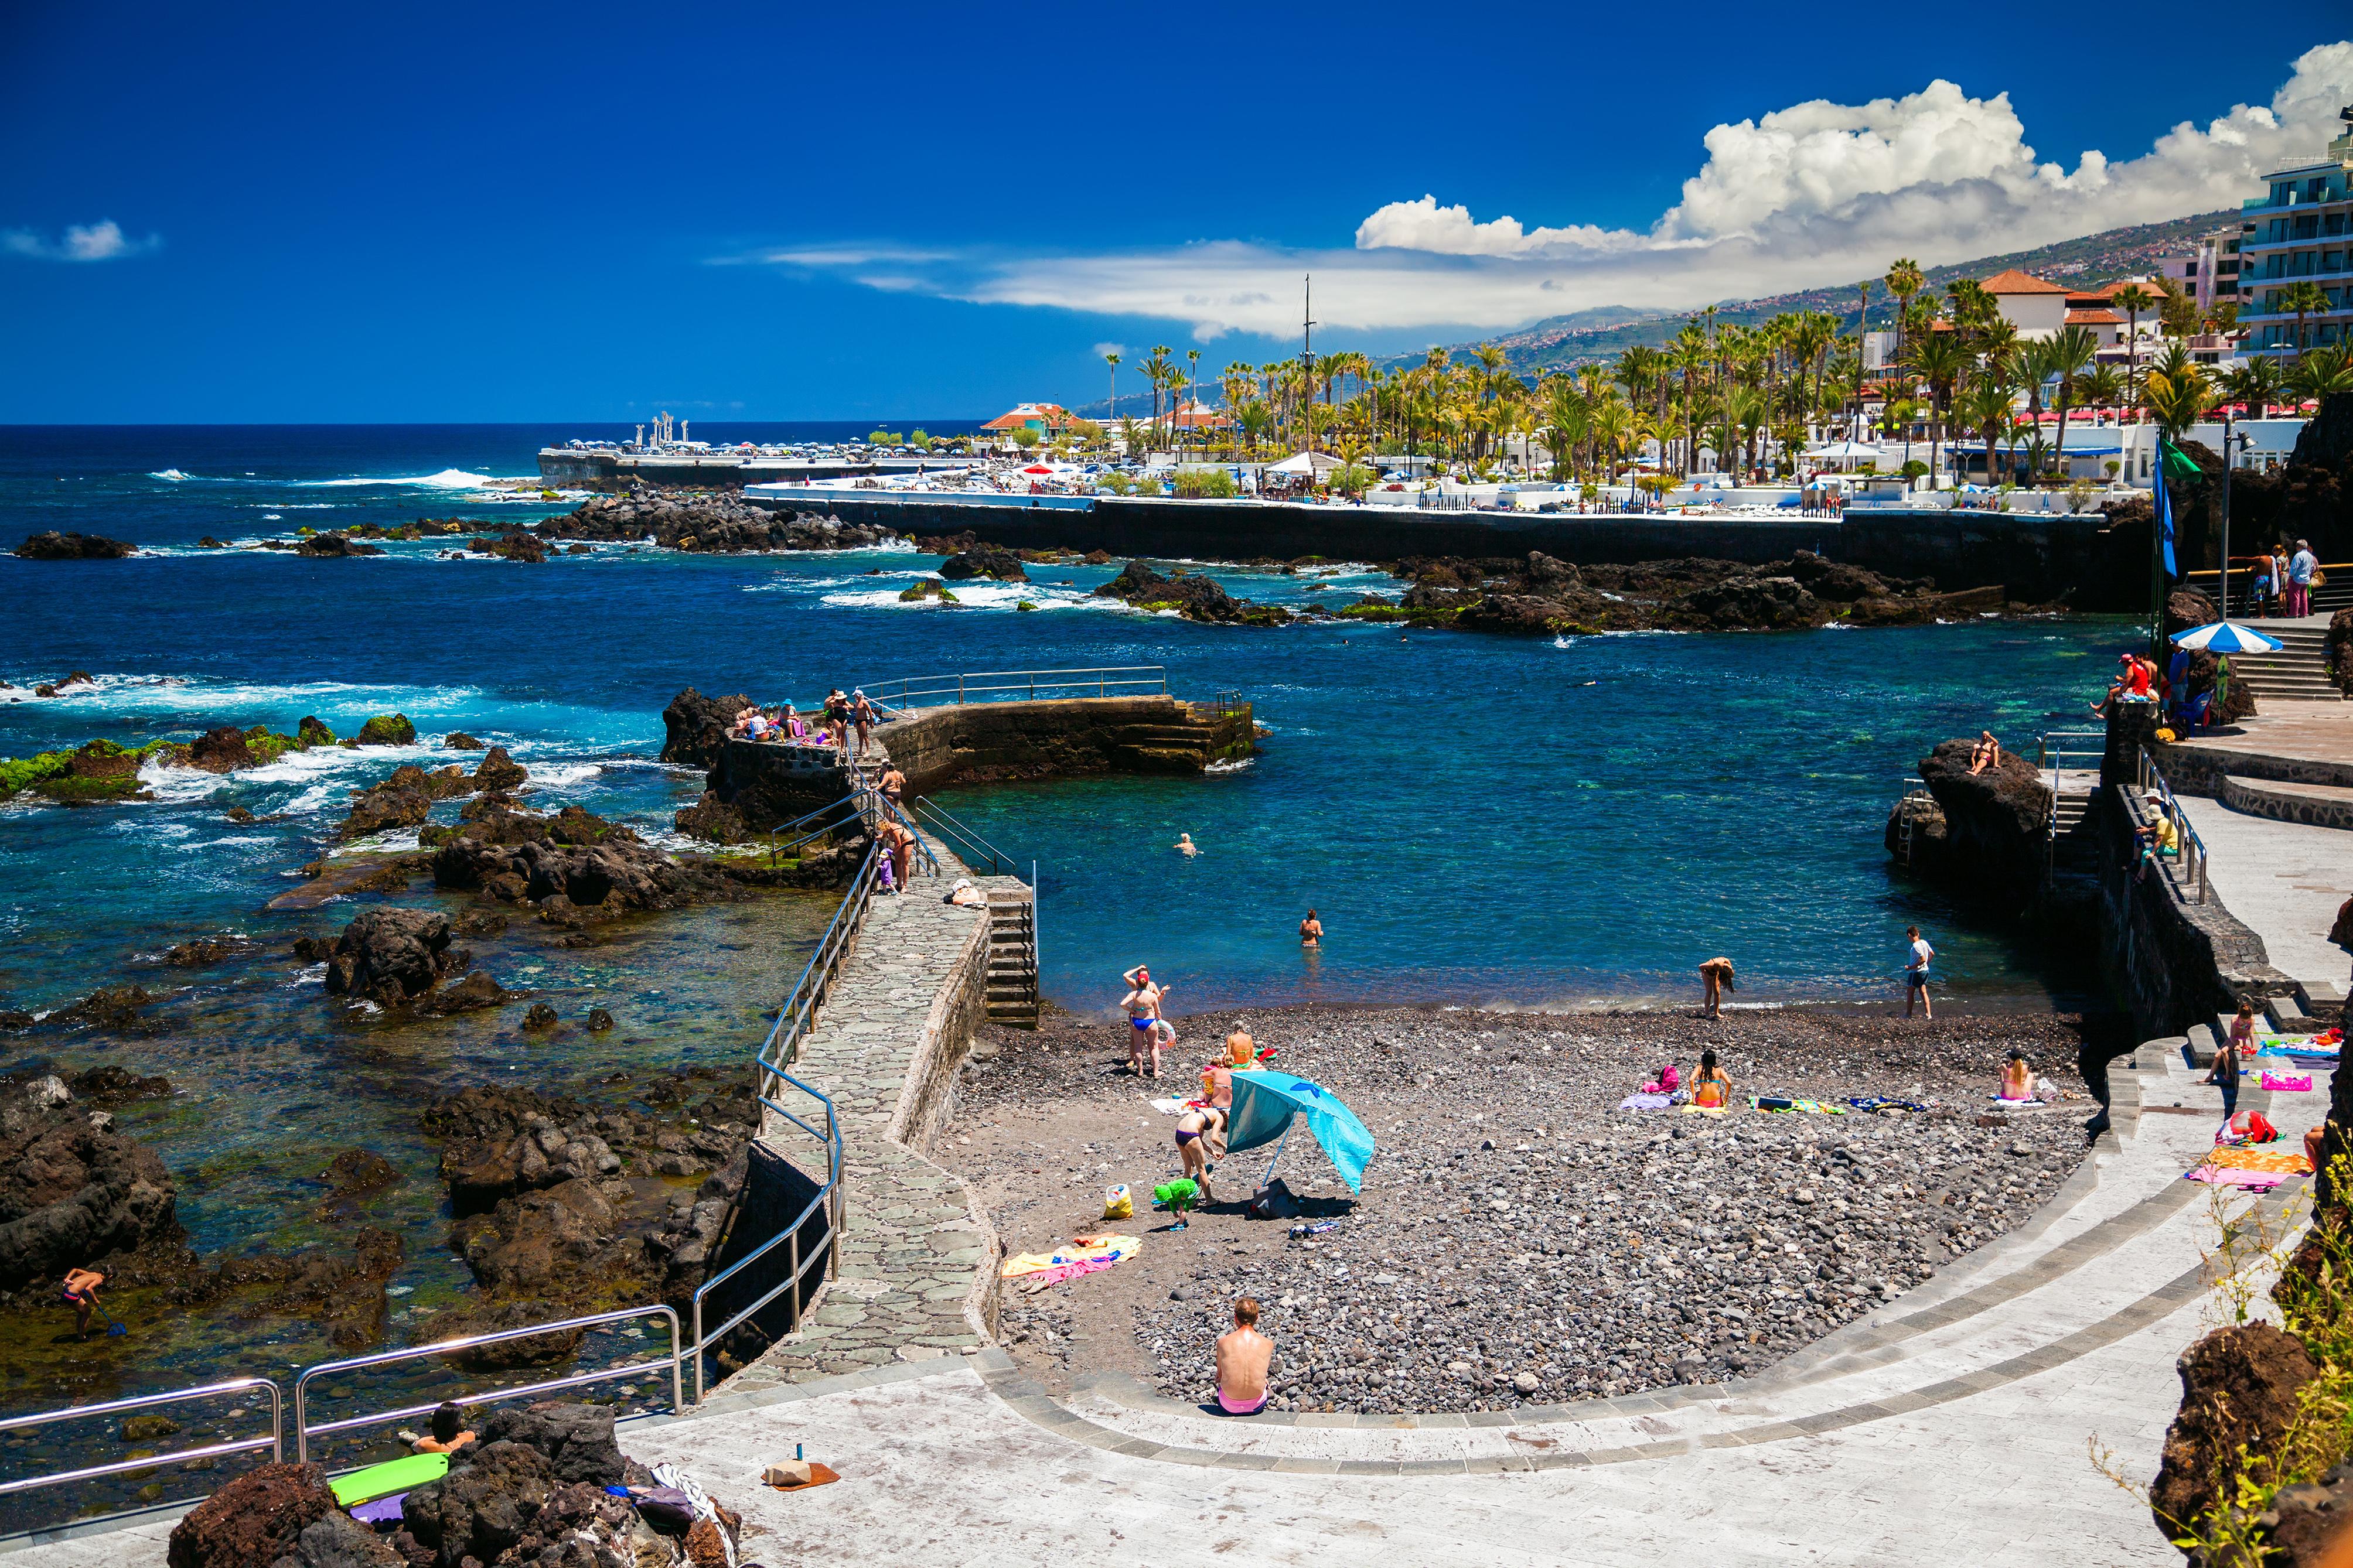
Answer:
(2238, 106, 2353, 360)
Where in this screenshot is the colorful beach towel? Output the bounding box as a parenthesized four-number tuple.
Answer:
(1618, 1093, 1672, 1112)
(1752, 1097, 1844, 1115)
(2261, 1073, 2316, 1092)
(1846, 1096, 1931, 1113)
(1677, 1105, 1728, 1118)
(2201, 1146, 2312, 1175)
(2185, 1166, 2290, 1190)
(1000, 1232, 1143, 1277)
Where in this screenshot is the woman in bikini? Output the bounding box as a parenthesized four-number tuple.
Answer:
(2000, 1049, 2034, 1101)
(1121, 965, 1168, 1077)
(1690, 1050, 1731, 1109)
(1175, 1105, 1223, 1202)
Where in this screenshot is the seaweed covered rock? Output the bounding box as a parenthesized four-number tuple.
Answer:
(297, 716, 337, 747)
(166, 1461, 338, 1568)
(468, 530, 548, 563)
(0, 1074, 180, 1289)
(430, 802, 719, 914)
(2151, 1323, 2318, 1542)
(659, 688, 752, 769)
(355, 713, 417, 747)
(673, 790, 749, 844)
(290, 532, 386, 558)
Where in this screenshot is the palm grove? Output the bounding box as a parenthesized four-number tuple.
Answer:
(1101, 262, 2353, 494)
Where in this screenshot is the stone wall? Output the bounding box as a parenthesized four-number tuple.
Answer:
(760, 494, 2142, 606)
(2095, 781, 2294, 1035)
(2150, 739, 2353, 798)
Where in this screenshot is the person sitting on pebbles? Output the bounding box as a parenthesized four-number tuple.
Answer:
(1690, 1050, 1730, 1109)
(2000, 1048, 2035, 1101)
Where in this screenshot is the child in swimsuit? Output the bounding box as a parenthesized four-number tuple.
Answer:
(1691, 1050, 1730, 1109)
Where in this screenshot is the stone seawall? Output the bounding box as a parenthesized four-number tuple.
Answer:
(2095, 781, 2293, 1036)
(751, 494, 2141, 607)
(705, 695, 1255, 828)
(717, 841, 1012, 1395)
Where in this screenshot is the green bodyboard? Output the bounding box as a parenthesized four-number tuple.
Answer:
(331, 1450, 448, 1506)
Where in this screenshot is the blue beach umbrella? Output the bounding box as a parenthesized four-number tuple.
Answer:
(1225, 1071, 1376, 1193)
(2171, 621, 2285, 654)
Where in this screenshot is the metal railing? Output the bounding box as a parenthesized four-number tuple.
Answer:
(0, 1378, 282, 1502)
(862, 665, 1167, 709)
(2035, 730, 2106, 799)
(2134, 747, 2211, 905)
(909, 797, 1023, 877)
(2184, 562, 2353, 619)
(292, 1305, 684, 1467)
(763, 790, 871, 866)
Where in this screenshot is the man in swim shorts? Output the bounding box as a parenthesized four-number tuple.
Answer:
(1122, 965, 1168, 1077)
(1215, 1297, 1273, 1415)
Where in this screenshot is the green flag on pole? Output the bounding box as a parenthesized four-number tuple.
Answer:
(2160, 440, 2202, 480)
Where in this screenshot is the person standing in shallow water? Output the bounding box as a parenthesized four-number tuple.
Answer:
(1904, 925, 1934, 1019)
(1298, 910, 1323, 946)
(1699, 956, 1735, 1017)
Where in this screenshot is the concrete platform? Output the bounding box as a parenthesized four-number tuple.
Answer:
(2174, 794, 2353, 991)
(9, 1050, 2318, 1567)
(2223, 774, 2353, 831)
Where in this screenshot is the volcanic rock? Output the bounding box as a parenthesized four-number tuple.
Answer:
(15, 531, 134, 560)
(43, 983, 163, 1033)
(431, 802, 717, 913)
(0, 1075, 180, 1289)
(470, 745, 526, 792)
(1094, 560, 1287, 624)
(166, 1461, 339, 1568)
(2261, 1463, 2353, 1567)
(296, 716, 337, 747)
(473, 1400, 624, 1486)
(939, 544, 1028, 582)
(2151, 1322, 2318, 1538)
(673, 791, 749, 844)
(660, 688, 752, 770)
(537, 493, 899, 554)
(322, 908, 470, 1004)
(1894, 738, 2054, 901)
(442, 731, 486, 750)
(398, 1440, 557, 1567)
(67, 1065, 172, 1104)
(162, 934, 253, 967)
(467, 530, 548, 563)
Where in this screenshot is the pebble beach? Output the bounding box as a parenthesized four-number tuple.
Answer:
(949, 1003, 2117, 1414)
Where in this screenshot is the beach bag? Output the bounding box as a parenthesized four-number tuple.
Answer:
(1245, 1177, 1300, 1220)
(1102, 1184, 1132, 1220)
(1659, 1064, 1679, 1093)
(2227, 1111, 2282, 1145)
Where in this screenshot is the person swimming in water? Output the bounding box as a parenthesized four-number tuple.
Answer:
(1174, 833, 1200, 856)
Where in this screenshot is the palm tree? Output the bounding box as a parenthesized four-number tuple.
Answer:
(2042, 325, 2099, 483)
(2225, 356, 2281, 419)
(2278, 281, 2331, 363)
(1540, 376, 1590, 481)
(1884, 258, 1925, 362)
(2079, 365, 2124, 426)
(1902, 330, 1973, 488)
(2292, 343, 2353, 401)
(2110, 283, 2158, 414)
(2140, 363, 2211, 441)
(1958, 378, 2018, 488)
(1186, 349, 1202, 430)
(1104, 351, 1121, 422)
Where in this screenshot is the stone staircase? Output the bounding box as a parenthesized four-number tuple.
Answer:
(983, 888, 1038, 1029)
(2047, 790, 2100, 880)
(2226, 624, 2342, 702)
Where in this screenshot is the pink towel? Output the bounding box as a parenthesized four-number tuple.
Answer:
(2184, 1167, 2289, 1190)
(2260, 1072, 2314, 1092)
(1025, 1256, 1120, 1287)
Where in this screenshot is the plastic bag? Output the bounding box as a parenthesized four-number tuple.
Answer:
(1102, 1184, 1132, 1220)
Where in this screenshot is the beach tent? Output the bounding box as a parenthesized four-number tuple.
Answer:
(2172, 621, 2286, 654)
(1225, 1070, 1376, 1193)
(1266, 451, 1342, 476)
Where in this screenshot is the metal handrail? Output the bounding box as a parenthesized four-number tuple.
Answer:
(2133, 747, 2210, 905)
(2035, 730, 2105, 801)
(292, 1305, 683, 1466)
(864, 665, 1167, 709)
(909, 797, 1022, 878)
(0, 1378, 283, 1501)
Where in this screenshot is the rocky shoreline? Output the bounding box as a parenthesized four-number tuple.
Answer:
(950, 1003, 2112, 1413)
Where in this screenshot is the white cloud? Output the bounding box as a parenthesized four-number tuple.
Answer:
(2, 219, 159, 262)
(762, 43, 2353, 336)
(1092, 341, 1125, 358)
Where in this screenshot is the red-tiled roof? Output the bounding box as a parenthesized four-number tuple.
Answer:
(980, 402, 1076, 432)
(2066, 309, 2123, 324)
(1979, 269, 2070, 295)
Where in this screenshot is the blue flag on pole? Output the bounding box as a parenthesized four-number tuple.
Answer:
(2155, 459, 2178, 580)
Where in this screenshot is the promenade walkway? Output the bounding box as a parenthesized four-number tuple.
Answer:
(18, 1046, 2307, 1566)
(2174, 794, 2353, 989)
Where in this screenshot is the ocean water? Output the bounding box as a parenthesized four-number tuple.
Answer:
(0, 426, 2127, 1461)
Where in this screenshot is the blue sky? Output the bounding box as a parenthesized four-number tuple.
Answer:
(3, 3, 2349, 422)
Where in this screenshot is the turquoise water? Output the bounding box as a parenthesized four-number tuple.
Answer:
(0, 427, 2124, 1430)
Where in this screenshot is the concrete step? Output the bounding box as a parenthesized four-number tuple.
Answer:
(2221, 774, 2353, 831)
(2269, 995, 2316, 1033)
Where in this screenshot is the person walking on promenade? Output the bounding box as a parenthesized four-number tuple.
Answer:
(1215, 1297, 1274, 1415)
(1904, 925, 1934, 1019)
(1699, 956, 1736, 1017)
(2290, 540, 2319, 619)
(852, 691, 875, 759)
(1122, 965, 1169, 1076)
